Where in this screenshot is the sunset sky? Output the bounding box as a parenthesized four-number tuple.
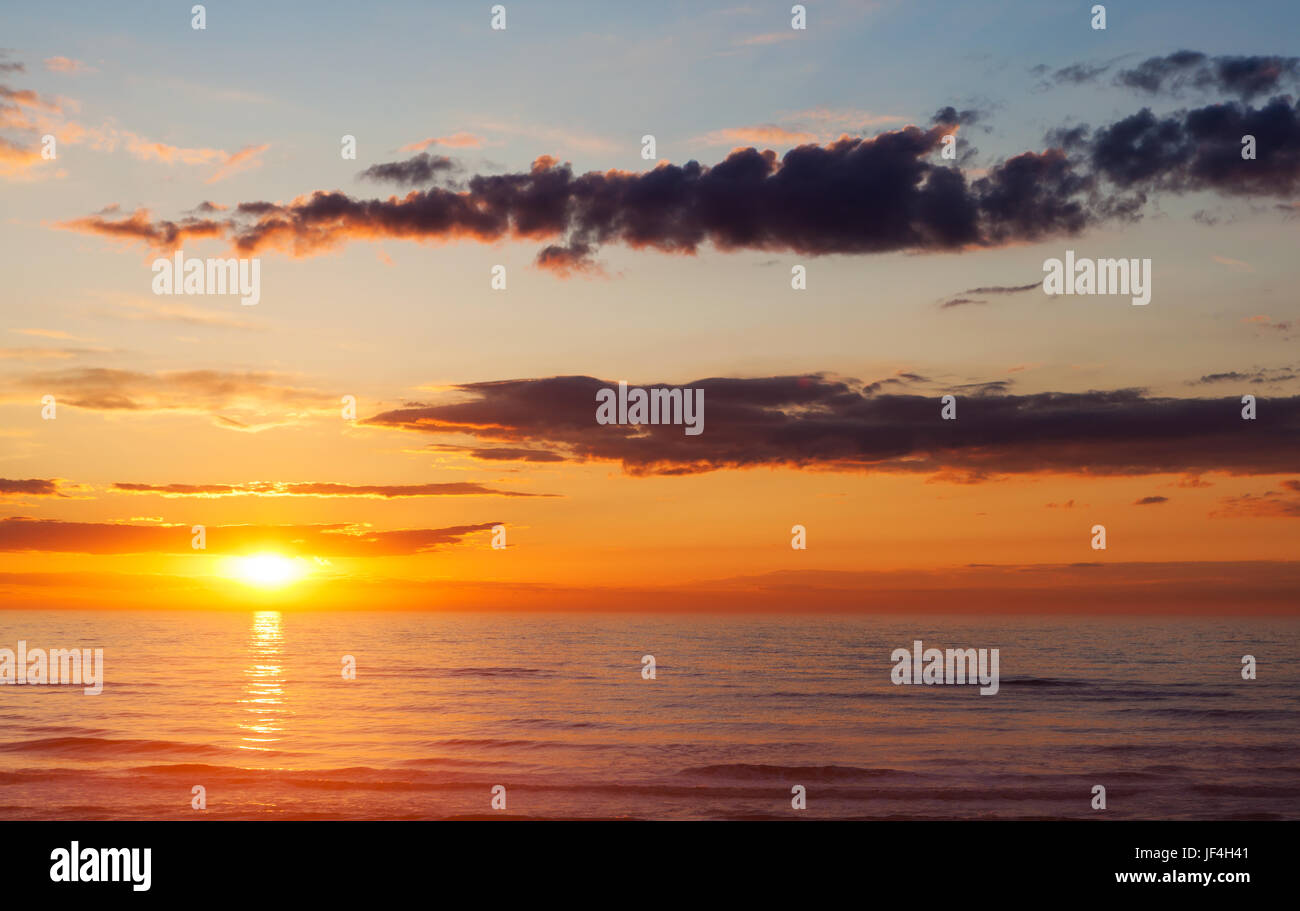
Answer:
(2, 0, 1297, 613)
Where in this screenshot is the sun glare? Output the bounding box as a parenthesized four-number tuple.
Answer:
(234, 554, 305, 588)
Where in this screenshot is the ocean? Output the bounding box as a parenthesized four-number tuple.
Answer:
(1, 610, 1296, 820)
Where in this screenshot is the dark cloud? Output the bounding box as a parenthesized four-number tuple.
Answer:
(940, 280, 1038, 309)
(1050, 62, 1113, 86)
(358, 152, 460, 186)
(1115, 51, 1208, 92)
(0, 517, 502, 556)
(1134, 495, 1169, 505)
(362, 375, 1300, 478)
(0, 478, 63, 496)
(56, 208, 224, 247)
(58, 92, 1300, 271)
(1039, 52, 1300, 101)
(1086, 97, 1300, 197)
(1116, 51, 1300, 100)
(428, 444, 568, 463)
(931, 106, 982, 126)
(962, 282, 1040, 295)
(1189, 366, 1295, 385)
(59, 131, 1101, 269)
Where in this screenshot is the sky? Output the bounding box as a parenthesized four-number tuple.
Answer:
(1, 0, 1297, 612)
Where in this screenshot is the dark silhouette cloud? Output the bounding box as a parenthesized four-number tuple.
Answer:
(940, 280, 1039, 309)
(1189, 367, 1295, 386)
(363, 375, 1300, 478)
(1039, 51, 1300, 101)
(931, 106, 982, 126)
(428, 444, 568, 463)
(358, 152, 460, 186)
(0, 517, 501, 555)
(58, 91, 1300, 272)
(60, 130, 1101, 269)
(0, 478, 63, 496)
(1087, 97, 1300, 197)
(1116, 51, 1300, 100)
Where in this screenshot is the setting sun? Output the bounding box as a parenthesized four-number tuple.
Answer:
(233, 554, 305, 588)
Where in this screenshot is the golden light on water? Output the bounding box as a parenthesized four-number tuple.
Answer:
(237, 610, 286, 755)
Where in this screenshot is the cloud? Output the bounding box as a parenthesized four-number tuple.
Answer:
(358, 152, 460, 186)
(0, 51, 23, 73)
(361, 374, 1300, 478)
(0, 82, 69, 177)
(1243, 316, 1294, 335)
(62, 130, 1098, 268)
(0, 345, 114, 360)
(43, 56, 95, 74)
(0, 478, 65, 497)
(1116, 51, 1300, 100)
(960, 282, 1040, 295)
(114, 133, 268, 183)
(398, 133, 483, 153)
(1212, 254, 1253, 270)
(56, 94, 1300, 269)
(0, 517, 502, 555)
(470, 119, 616, 154)
(119, 131, 226, 165)
(0, 84, 62, 114)
(940, 280, 1038, 309)
(55, 207, 224, 247)
(107, 298, 264, 331)
(206, 143, 268, 183)
(10, 328, 83, 340)
(1046, 61, 1114, 86)
(695, 125, 820, 147)
(5, 367, 337, 428)
(1134, 495, 1169, 505)
(931, 106, 983, 127)
(111, 480, 555, 498)
(1211, 489, 1300, 518)
(1188, 366, 1295, 385)
(1073, 96, 1300, 199)
(1039, 51, 1300, 101)
(428, 444, 568, 463)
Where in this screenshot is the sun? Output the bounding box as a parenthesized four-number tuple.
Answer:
(233, 553, 305, 588)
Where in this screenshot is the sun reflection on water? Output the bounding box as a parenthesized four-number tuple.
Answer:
(237, 610, 286, 756)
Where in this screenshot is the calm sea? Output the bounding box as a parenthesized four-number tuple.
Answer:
(1, 611, 1296, 820)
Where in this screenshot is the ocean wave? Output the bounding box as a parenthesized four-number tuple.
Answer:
(676, 763, 904, 782)
(0, 736, 278, 758)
